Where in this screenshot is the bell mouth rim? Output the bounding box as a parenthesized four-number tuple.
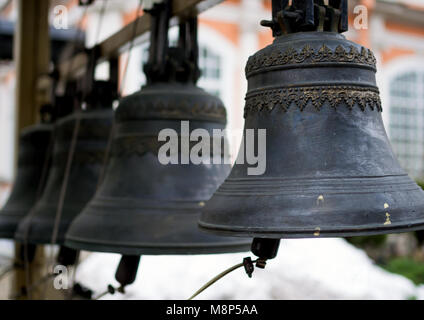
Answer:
(20, 123, 53, 135)
(64, 237, 251, 256)
(54, 108, 113, 126)
(198, 220, 424, 239)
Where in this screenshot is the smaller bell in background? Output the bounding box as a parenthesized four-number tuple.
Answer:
(0, 106, 53, 239)
(65, 4, 251, 257)
(14, 80, 116, 245)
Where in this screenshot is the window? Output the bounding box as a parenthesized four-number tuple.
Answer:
(198, 46, 222, 98)
(388, 71, 424, 179)
(138, 42, 223, 99)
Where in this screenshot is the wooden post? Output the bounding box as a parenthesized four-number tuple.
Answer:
(11, 0, 56, 300)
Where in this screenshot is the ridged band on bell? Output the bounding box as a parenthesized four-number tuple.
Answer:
(199, 31, 424, 238)
(0, 124, 52, 238)
(65, 82, 251, 255)
(14, 107, 113, 245)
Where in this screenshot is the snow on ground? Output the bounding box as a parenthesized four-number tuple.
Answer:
(74, 238, 424, 300)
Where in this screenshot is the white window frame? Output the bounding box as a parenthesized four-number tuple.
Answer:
(380, 56, 424, 179)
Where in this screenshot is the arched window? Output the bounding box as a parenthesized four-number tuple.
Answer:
(388, 70, 424, 179)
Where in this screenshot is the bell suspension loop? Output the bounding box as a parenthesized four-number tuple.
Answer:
(261, 0, 348, 35)
(144, 0, 171, 84)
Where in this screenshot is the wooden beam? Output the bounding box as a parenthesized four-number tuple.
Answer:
(59, 0, 224, 79)
(12, 0, 54, 301)
(14, 0, 37, 130)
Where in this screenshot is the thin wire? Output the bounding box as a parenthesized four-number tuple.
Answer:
(50, 119, 81, 246)
(96, 122, 115, 190)
(60, 1, 118, 299)
(44, 1, 108, 299)
(188, 260, 257, 300)
(94, 285, 122, 300)
(43, 115, 81, 300)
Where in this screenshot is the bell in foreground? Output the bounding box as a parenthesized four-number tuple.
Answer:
(199, 0, 424, 239)
(65, 12, 250, 255)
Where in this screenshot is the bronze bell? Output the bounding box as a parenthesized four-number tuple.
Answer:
(15, 81, 115, 244)
(65, 6, 250, 255)
(0, 107, 53, 239)
(199, 0, 424, 244)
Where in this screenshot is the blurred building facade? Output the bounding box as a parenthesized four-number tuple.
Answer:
(0, 0, 424, 203)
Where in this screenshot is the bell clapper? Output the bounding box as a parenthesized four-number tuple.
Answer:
(56, 246, 79, 267)
(94, 255, 141, 300)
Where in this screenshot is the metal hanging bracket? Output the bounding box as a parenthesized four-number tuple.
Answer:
(78, 46, 118, 110)
(261, 0, 348, 36)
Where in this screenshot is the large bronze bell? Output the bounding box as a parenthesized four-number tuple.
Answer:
(0, 108, 53, 239)
(15, 81, 115, 244)
(65, 6, 250, 255)
(199, 0, 424, 241)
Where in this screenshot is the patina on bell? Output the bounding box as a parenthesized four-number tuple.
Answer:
(65, 13, 250, 255)
(15, 81, 115, 244)
(0, 107, 53, 239)
(199, 0, 424, 239)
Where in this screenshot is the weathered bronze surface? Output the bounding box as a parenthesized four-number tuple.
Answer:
(199, 1, 424, 239)
(15, 81, 114, 244)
